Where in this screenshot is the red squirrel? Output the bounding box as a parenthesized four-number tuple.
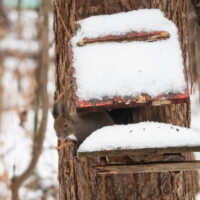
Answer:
(52, 101, 114, 146)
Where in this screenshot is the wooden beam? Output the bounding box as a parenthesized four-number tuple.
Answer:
(75, 91, 189, 113)
(77, 31, 170, 46)
(94, 161, 200, 174)
(77, 146, 200, 158)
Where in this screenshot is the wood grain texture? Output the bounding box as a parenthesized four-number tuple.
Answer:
(95, 161, 200, 174)
(78, 146, 200, 158)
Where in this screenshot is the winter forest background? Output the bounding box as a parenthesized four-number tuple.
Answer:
(0, 0, 200, 200)
(0, 0, 58, 199)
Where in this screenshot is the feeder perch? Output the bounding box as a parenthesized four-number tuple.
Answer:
(77, 122, 200, 174)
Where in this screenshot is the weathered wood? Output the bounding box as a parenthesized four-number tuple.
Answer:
(75, 92, 189, 113)
(77, 31, 170, 46)
(78, 146, 200, 158)
(95, 161, 200, 174)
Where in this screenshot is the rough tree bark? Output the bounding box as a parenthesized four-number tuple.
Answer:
(54, 0, 195, 199)
(190, 0, 200, 96)
(191, 0, 200, 25)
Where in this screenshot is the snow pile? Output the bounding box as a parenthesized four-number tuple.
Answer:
(78, 122, 200, 152)
(73, 9, 176, 39)
(71, 9, 186, 101)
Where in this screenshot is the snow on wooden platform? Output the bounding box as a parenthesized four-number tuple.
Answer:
(78, 122, 200, 154)
(71, 9, 186, 101)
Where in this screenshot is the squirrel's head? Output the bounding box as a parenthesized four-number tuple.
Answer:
(52, 101, 76, 141)
(54, 116, 75, 140)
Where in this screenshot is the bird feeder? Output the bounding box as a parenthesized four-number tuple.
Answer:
(69, 9, 189, 113)
(77, 122, 200, 174)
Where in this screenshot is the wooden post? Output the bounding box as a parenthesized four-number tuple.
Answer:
(95, 161, 200, 174)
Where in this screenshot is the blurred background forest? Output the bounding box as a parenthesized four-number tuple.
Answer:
(0, 0, 58, 199)
(0, 0, 199, 200)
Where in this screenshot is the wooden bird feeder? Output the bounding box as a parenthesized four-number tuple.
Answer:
(69, 30, 189, 113)
(77, 122, 200, 174)
(69, 10, 190, 113)
(78, 146, 200, 174)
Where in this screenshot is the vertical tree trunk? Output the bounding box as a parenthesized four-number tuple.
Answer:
(54, 0, 195, 199)
(189, 0, 200, 95)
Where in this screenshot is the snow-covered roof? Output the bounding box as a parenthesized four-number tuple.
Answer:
(71, 9, 186, 101)
(78, 122, 200, 153)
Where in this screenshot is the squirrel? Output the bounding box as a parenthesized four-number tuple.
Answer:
(52, 101, 114, 146)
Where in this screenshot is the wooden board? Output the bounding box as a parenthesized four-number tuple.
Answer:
(94, 161, 200, 174)
(78, 145, 200, 158)
(76, 90, 189, 112)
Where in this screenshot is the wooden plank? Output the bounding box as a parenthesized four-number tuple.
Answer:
(77, 146, 200, 158)
(77, 31, 170, 46)
(75, 91, 190, 113)
(94, 161, 200, 174)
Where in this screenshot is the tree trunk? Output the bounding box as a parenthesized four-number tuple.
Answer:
(54, 0, 195, 199)
(189, 0, 200, 96)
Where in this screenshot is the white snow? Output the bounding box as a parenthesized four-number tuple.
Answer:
(196, 193, 200, 200)
(71, 9, 186, 101)
(78, 122, 200, 152)
(73, 9, 175, 39)
(67, 134, 77, 141)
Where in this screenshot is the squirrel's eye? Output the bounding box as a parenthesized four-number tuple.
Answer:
(64, 124, 68, 128)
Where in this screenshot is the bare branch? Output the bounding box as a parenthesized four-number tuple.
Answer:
(77, 31, 170, 46)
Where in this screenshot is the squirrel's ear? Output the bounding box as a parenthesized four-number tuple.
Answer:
(52, 102, 59, 119)
(60, 101, 69, 117)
